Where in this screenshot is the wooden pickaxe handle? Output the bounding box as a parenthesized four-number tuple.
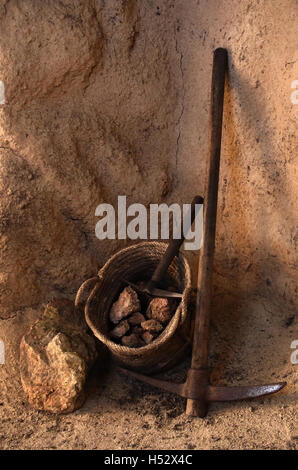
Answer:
(146, 195, 203, 292)
(186, 48, 228, 417)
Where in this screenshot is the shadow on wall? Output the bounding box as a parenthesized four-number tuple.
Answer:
(207, 63, 297, 384)
(216, 65, 296, 308)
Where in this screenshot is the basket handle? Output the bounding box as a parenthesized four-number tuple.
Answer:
(75, 276, 100, 311)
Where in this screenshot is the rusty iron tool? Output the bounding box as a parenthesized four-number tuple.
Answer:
(120, 48, 286, 417)
(124, 194, 204, 299)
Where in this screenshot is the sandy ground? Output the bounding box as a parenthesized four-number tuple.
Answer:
(0, 296, 296, 450)
(0, 0, 296, 451)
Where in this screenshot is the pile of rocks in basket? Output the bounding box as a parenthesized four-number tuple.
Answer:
(109, 286, 177, 347)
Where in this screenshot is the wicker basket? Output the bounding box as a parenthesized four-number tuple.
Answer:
(75, 241, 193, 374)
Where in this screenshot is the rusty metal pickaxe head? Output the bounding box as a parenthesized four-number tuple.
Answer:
(120, 367, 286, 418)
(123, 279, 183, 299)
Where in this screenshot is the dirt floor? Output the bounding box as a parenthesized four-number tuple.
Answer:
(0, 295, 296, 450)
(0, 0, 297, 451)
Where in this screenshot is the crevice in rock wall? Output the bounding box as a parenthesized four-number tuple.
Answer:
(174, 20, 185, 170)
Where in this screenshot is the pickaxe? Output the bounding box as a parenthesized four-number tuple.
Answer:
(120, 48, 286, 417)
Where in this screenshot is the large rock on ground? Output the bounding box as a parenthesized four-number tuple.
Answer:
(20, 302, 97, 414)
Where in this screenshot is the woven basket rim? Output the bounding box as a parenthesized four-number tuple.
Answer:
(85, 241, 192, 354)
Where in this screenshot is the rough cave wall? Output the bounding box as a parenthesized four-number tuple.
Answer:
(0, 0, 296, 389)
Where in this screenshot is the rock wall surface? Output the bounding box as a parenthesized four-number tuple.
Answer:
(0, 0, 296, 395)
